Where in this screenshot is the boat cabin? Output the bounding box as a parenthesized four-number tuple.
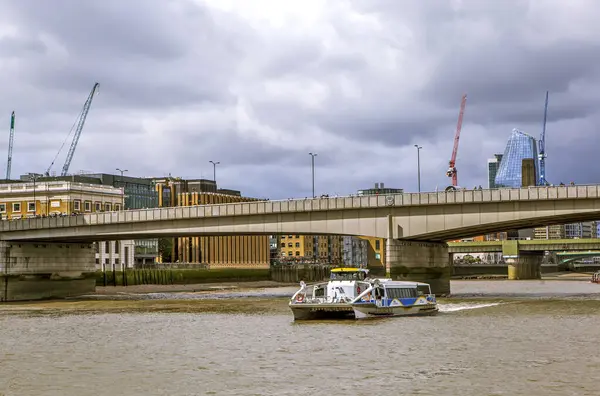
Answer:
(369, 281, 433, 306)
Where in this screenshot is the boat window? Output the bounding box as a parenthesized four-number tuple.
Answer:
(416, 285, 430, 295)
(386, 287, 418, 299)
(330, 271, 364, 281)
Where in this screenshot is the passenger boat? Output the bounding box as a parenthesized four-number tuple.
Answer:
(289, 268, 438, 320)
(351, 279, 438, 318)
(289, 267, 375, 320)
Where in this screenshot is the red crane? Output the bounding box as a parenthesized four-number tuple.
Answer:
(446, 94, 467, 188)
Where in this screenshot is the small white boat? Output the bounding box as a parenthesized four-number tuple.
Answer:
(351, 279, 438, 318)
(289, 267, 376, 320)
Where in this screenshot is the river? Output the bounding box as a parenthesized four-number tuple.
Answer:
(1, 280, 600, 396)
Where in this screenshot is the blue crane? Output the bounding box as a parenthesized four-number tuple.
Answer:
(46, 82, 100, 177)
(5, 111, 15, 180)
(538, 91, 549, 186)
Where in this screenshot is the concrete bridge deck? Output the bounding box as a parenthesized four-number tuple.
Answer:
(448, 239, 600, 253)
(2, 184, 600, 242)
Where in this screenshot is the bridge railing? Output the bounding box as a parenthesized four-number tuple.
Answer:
(3, 184, 600, 231)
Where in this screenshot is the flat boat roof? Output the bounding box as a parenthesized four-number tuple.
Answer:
(380, 280, 430, 287)
(331, 267, 368, 273)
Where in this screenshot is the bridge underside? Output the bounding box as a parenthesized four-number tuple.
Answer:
(0, 241, 96, 302)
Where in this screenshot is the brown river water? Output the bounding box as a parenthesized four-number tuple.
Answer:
(1, 280, 600, 396)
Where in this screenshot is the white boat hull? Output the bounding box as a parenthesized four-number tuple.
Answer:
(353, 303, 438, 319)
(290, 303, 355, 320)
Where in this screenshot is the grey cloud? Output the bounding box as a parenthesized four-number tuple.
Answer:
(1, 0, 599, 200)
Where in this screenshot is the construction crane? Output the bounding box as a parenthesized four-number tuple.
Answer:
(445, 94, 467, 191)
(5, 111, 15, 180)
(538, 91, 549, 186)
(46, 82, 99, 177)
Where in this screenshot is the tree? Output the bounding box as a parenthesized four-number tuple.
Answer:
(158, 238, 173, 263)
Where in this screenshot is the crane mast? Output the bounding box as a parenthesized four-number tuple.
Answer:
(6, 111, 15, 180)
(60, 82, 100, 176)
(446, 94, 467, 187)
(538, 91, 549, 186)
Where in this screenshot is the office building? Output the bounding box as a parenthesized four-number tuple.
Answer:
(487, 154, 503, 189)
(494, 129, 539, 188)
(0, 179, 134, 270)
(357, 183, 403, 196)
(153, 178, 270, 269)
(279, 234, 343, 264)
(342, 236, 368, 267)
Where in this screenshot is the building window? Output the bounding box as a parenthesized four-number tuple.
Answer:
(95, 202, 101, 212)
(105, 203, 112, 211)
(27, 202, 36, 212)
(0, 203, 5, 213)
(280, 243, 285, 248)
(288, 251, 293, 256)
(375, 253, 381, 260)
(375, 240, 381, 250)
(84, 201, 91, 212)
(105, 258, 110, 265)
(281, 235, 285, 239)
(295, 235, 300, 238)
(288, 235, 293, 238)
(288, 243, 292, 247)
(295, 242, 300, 248)
(74, 200, 81, 211)
(115, 204, 121, 211)
(295, 251, 300, 256)
(12, 203, 21, 212)
(105, 242, 109, 254)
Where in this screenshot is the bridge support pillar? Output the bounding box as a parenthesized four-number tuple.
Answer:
(385, 239, 451, 295)
(0, 241, 96, 302)
(506, 253, 542, 280)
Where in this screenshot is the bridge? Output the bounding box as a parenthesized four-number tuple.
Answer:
(448, 239, 600, 254)
(2, 184, 600, 301)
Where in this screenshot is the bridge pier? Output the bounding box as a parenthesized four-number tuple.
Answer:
(385, 239, 451, 295)
(0, 241, 96, 302)
(506, 253, 542, 280)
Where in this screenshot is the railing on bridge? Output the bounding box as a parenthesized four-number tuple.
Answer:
(3, 184, 600, 232)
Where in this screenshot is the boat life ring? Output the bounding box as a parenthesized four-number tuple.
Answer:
(295, 294, 305, 303)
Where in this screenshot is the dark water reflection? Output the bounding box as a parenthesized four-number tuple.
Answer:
(1, 280, 600, 396)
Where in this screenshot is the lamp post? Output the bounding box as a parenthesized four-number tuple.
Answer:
(209, 161, 220, 185)
(309, 153, 317, 198)
(116, 168, 128, 209)
(27, 173, 38, 215)
(414, 145, 422, 193)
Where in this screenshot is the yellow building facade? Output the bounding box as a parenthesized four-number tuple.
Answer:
(0, 180, 124, 219)
(279, 234, 343, 263)
(155, 180, 270, 269)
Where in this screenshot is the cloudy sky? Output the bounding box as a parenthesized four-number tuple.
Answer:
(1, 0, 599, 199)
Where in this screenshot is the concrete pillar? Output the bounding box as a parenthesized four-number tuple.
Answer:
(507, 253, 542, 280)
(502, 240, 542, 280)
(385, 239, 451, 295)
(0, 241, 96, 302)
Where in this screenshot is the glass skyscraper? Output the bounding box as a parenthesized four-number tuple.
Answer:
(495, 129, 539, 188)
(487, 154, 503, 189)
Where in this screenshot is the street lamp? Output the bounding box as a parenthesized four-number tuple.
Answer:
(116, 168, 128, 209)
(209, 161, 220, 184)
(309, 153, 317, 198)
(27, 173, 38, 215)
(414, 145, 422, 193)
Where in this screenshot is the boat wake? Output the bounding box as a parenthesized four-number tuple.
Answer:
(438, 302, 503, 313)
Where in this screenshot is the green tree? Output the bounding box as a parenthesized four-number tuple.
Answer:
(158, 238, 173, 263)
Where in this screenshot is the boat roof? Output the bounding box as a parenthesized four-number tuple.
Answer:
(331, 267, 369, 273)
(380, 280, 430, 287)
